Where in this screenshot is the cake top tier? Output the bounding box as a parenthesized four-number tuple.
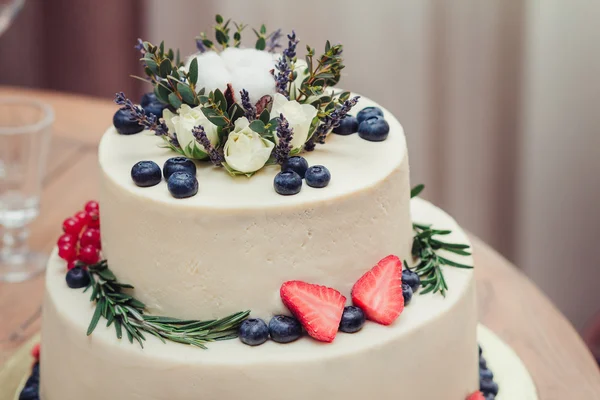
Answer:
(101, 95, 405, 209)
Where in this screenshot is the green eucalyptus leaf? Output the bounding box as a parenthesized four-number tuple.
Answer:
(145, 59, 158, 74)
(214, 89, 227, 113)
(177, 83, 196, 105)
(189, 58, 198, 85)
(228, 103, 245, 121)
(201, 107, 228, 127)
(216, 14, 223, 23)
(159, 41, 165, 55)
(234, 32, 241, 42)
(339, 91, 350, 102)
(159, 59, 172, 77)
(156, 84, 171, 103)
(259, 109, 270, 124)
(168, 93, 182, 109)
(216, 29, 228, 45)
(255, 37, 266, 51)
(260, 24, 266, 35)
(198, 95, 209, 104)
(167, 48, 174, 61)
(249, 120, 266, 133)
(202, 39, 214, 48)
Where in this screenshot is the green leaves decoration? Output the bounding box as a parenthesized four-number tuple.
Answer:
(188, 58, 199, 85)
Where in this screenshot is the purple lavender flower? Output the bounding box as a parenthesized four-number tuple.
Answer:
(274, 113, 294, 164)
(134, 38, 145, 55)
(192, 125, 223, 166)
(240, 89, 256, 120)
(266, 29, 283, 52)
(196, 38, 207, 53)
(114, 92, 172, 141)
(274, 31, 299, 98)
(305, 95, 360, 151)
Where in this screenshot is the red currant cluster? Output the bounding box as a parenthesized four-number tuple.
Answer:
(57, 200, 101, 269)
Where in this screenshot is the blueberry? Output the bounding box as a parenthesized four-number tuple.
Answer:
(305, 165, 331, 188)
(358, 116, 390, 142)
(131, 161, 162, 187)
(31, 362, 40, 379)
(143, 101, 168, 118)
(167, 171, 198, 199)
(479, 355, 487, 369)
(282, 156, 309, 178)
(268, 315, 303, 343)
(25, 373, 39, 388)
(485, 394, 496, 400)
(479, 368, 494, 381)
(402, 269, 421, 292)
(66, 267, 90, 289)
(19, 384, 38, 400)
(332, 115, 359, 135)
(402, 283, 413, 305)
(356, 106, 384, 123)
(113, 108, 143, 135)
(274, 171, 302, 195)
(480, 379, 499, 396)
(339, 306, 366, 333)
(163, 157, 197, 179)
(140, 92, 157, 108)
(239, 318, 269, 346)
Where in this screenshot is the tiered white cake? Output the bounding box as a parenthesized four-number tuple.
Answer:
(39, 95, 479, 399)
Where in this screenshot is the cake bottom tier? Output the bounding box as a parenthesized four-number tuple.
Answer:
(40, 199, 479, 400)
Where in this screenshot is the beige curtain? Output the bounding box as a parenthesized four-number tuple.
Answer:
(147, 0, 600, 331)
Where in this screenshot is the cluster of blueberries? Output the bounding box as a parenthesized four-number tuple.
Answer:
(332, 106, 390, 142)
(479, 345, 500, 399)
(131, 157, 199, 199)
(113, 93, 166, 135)
(238, 269, 421, 346)
(274, 156, 331, 196)
(18, 362, 39, 400)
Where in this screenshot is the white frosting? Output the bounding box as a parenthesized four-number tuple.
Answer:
(40, 199, 479, 400)
(98, 95, 413, 319)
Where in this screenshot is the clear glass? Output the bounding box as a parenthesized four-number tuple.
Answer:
(0, 0, 25, 37)
(0, 97, 53, 282)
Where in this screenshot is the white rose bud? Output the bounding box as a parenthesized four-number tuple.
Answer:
(271, 93, 318, 149)
(163, 105, 219, 159)
(223, 117, 275, 173)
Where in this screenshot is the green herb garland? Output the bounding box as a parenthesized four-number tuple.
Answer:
(409, 184, 473, 296)
(84, 261, 250, 349)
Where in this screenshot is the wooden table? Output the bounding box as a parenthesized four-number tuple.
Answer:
(1, 87, 599, 399)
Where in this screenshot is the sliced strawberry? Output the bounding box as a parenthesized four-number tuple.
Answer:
(280, 281, 346, 343)
(351, 255, 404, 325)
(466, 391, 485, 400)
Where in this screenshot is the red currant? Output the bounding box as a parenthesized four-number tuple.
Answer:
(80, 228, 101, 249)
(31, 343, 40, 361)
(78, 245, 100, 265)
(84, 200, 99, 213)
(57, 234, 77, 247)
(67, 260, 77, 270)
(58, 243, 77, 262)
(62, 217, 84, 236)
(74, 210, 90, 226)
(87, 210, 100, 229)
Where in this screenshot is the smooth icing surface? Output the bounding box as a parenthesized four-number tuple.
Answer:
(98, 94, 413, 319)
(40, 199, 479, 400)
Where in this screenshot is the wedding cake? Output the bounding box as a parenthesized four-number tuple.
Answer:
(32, 16, 489, 400)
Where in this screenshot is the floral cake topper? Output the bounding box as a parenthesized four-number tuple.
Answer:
(116, 15, 359, 177)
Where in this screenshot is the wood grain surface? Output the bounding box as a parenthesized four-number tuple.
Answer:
(0, 87, 599, 399)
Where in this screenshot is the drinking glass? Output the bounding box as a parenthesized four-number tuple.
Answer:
(0, 97, 53, 282)
(0, 0, 25, 37)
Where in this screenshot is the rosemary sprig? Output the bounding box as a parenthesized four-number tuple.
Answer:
(410, 184, 473, 296)
(84, 260, 250, 349)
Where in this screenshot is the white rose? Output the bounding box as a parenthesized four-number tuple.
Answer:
(290, 59, 310, 99)
(223, 117, 275, 173)
(163, 105, 219, 160)
(271, 93, 318, 149)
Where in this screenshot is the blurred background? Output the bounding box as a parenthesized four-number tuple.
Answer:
(0, 0, 598, 339)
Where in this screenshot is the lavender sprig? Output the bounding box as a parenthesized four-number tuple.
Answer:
(240, 89, 256, 121)
(192, 125, 223, 166)
(305, 95, 360, 151)
(274, 113, 294, 164)
(196, 38, 207, 53)
(134, 38, 146, 55)
(266, 28, 283, 52)
(274, 31, 299, 98)
(114, 92, 172, 140)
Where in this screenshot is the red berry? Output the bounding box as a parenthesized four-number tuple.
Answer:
(31, 343, 40, 361)
(80, 228, 101, 249)
(466, 392, 485, 400)
(62, 217, 84, 236)
(57, 234, 77, 247)
(87, 210, 100, 229)
(58, 243, 77, 262)
(280, 281, 346, 343)
(78, 245, 100, 265)
(85, 200, 99, 213)
(351, 255, 404, 326)
(74, 210, 90, 226)
(67, 260, 77, 270)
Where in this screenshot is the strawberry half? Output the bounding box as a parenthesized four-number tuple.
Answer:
(351, 255, 404, 325)
(280, 281, 346, 343)
(466, 391, 485, 400)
